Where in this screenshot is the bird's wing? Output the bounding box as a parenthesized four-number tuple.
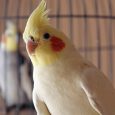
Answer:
(33, 88, 51, 115)
(80, 67, 115, 115)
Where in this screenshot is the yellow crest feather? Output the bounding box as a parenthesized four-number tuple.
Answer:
(23, 0, 49, 40)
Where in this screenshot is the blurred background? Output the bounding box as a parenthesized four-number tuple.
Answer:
(0, 0, 115, 115)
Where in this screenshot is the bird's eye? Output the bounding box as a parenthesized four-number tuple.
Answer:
(43, 33, 50, 39)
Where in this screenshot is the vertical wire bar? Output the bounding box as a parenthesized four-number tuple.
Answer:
(68, 0, 73, 39)
(94, 0, 101, 69)
(82, 0, 88, 58)
(16, 0, 21, 26)
(29, 0, 33, 12)
(56, 0, 61, 28)
(108, 0, 113, 81)
(3, 0, 9, 114)
(75, 0, 81, 52)
(15, 0, 21, 114)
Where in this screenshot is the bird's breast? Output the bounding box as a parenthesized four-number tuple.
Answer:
(33, 67, 99, 115)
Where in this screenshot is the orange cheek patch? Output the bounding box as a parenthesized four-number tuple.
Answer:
(50, 36, 65, 52)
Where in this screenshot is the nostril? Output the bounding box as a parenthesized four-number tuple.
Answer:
(30, 36, 35, 42)
(27, 39, 38, 54)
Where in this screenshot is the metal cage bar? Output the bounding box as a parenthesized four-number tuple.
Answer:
(108, 0, 113, 81)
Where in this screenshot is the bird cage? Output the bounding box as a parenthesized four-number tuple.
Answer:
(0, 0, 115, 115)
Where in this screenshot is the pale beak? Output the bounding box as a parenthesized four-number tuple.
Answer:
(26, 37, 38, 54)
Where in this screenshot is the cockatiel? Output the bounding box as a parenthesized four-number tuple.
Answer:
(0, 21, 32, 111)
(23, 0, 115, 115)
(1, 21, 20, 52)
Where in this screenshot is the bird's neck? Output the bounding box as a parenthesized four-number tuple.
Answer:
(33, 44, 83, 69)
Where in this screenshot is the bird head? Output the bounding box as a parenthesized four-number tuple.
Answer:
(23, 0, 69, 67)
(1, 20, 18, 52)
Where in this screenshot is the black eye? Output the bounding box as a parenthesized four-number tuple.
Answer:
(43, 33, 50, 39)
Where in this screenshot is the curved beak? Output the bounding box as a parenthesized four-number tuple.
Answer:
(26, 37, 38, 54)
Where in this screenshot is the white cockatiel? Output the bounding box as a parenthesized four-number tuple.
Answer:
(0, 21, 32, 111)
(23, 0, 115, 115)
